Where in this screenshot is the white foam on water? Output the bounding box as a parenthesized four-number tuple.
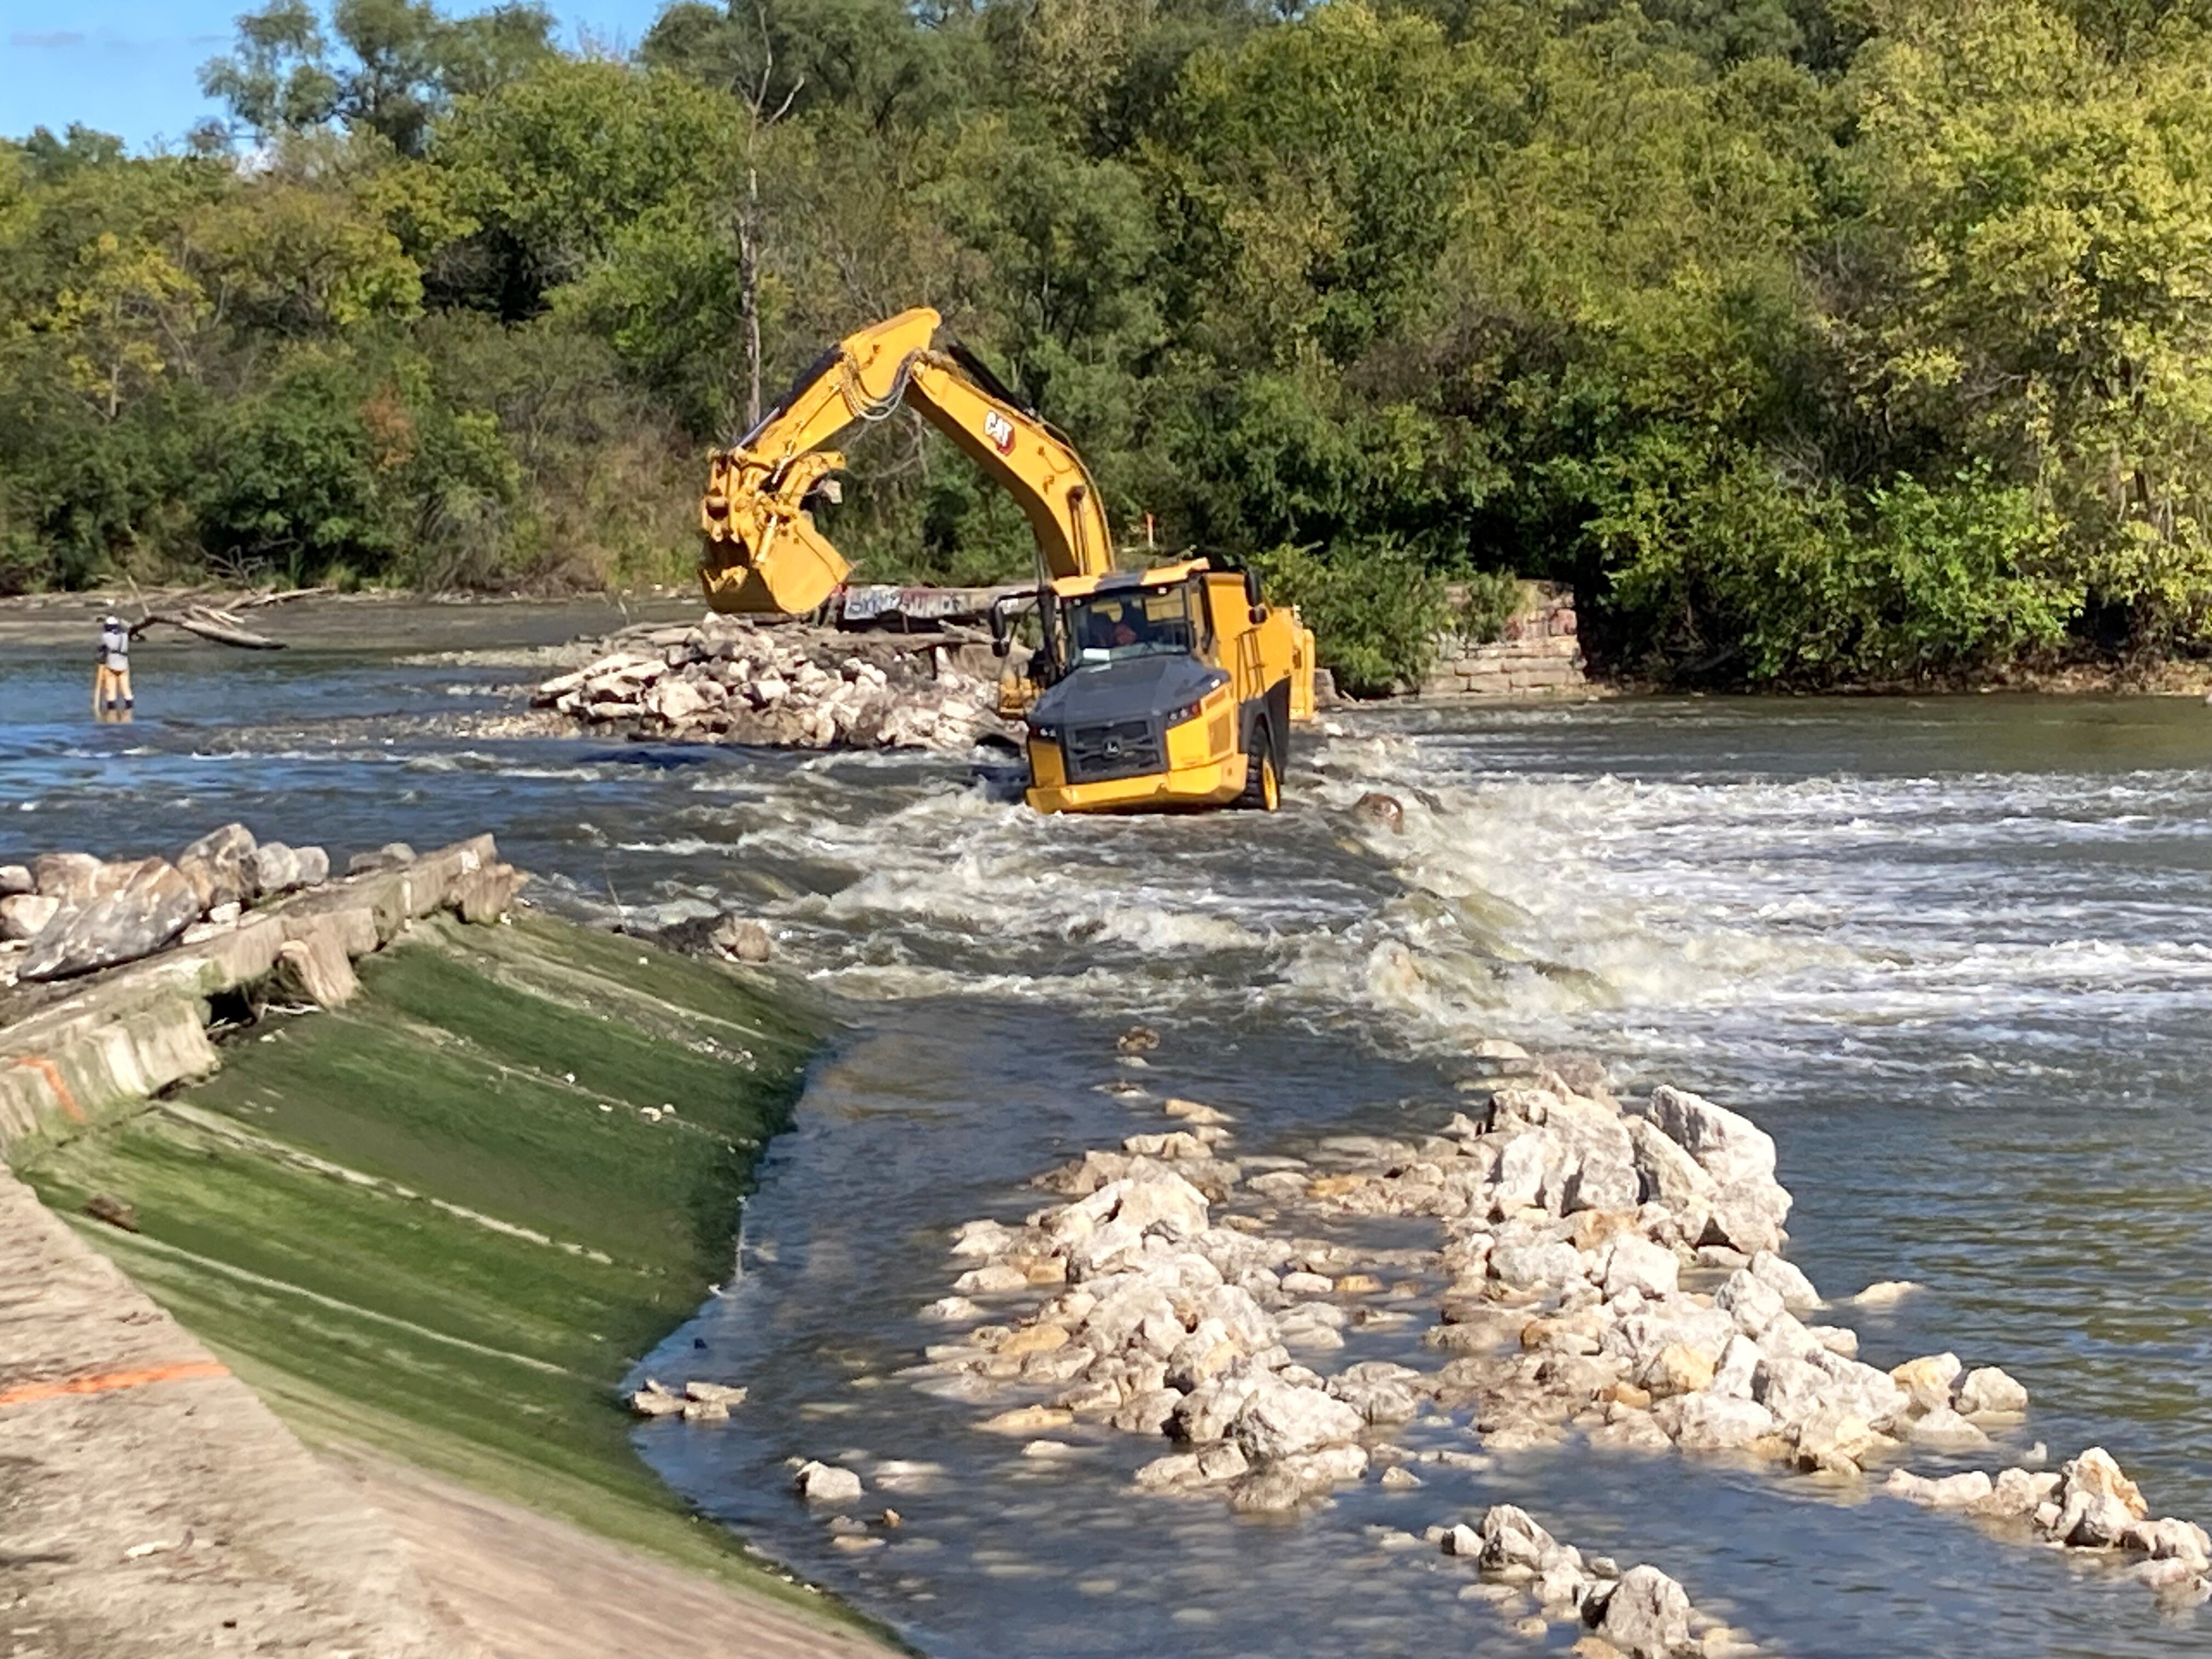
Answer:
(729, 721, 2212, 1084)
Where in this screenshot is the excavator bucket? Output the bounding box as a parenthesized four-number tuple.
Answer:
(698, 447, 853, 615)
(699, 533, 848, 615)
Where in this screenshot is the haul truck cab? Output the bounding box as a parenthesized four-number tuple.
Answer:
(997, 559, 1316, 815)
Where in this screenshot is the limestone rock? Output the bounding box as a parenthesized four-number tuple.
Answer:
(1547, 1094, 1641, 1214)
(1604, 1235, 1681, 1300)
(2120, 1517, 2212, 1570)
(1232, 1376, 1363, 1460)
(1133, 1452, 1201, 1490)
(1626, 1115, 1718, 1215)
(0, 864, 31, 897)
(177, 823, 259, 910)
(1804, 1350, 1909, 1430)
(31, 851, 105, 902)
(1352, 792, 1406, 834)
(1594, 1564, 1692, 1659)
(1791, 1404, 1878, 1474)
(793, 1461, 864, 1503)
(979, 1405, 1073, 1435)
(0, 892, 59, 941)
(18, 857, 201, 981)
(1974, 1466, 2059, 1519)
(1476, 1504, 1556, 1571)
(251, 841, 327, 895)
(1905, 1406, 1989, 1449)
(1747, 1250, 1819, 1311)
(1643, 1342, 1716, 1399)
(1709, 1334, 1761, 1401)
(644, 677, 708, 724)
(710, 916, 774, 963)
(1889, 1353, 1962, 1414)
(1715, 1268, 1786, 1338)
(628, 1380, 687, 1418)
(684, 1380, 747, 1407)
(349, 843, 417, 874)
(1956, 1366, 2029, 1417)
(2062, 1446, 2148, 1517)
(1661, 1392, 1776, 1452)
(1491, 1236, 1584, 1291)
(1884, 1468, 1992, 1509)
(1646, 1085, 1778, 1188)
(1701, 1177, 1791, 1256)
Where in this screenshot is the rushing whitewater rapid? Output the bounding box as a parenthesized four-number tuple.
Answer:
(6, 628, 2211, 1657)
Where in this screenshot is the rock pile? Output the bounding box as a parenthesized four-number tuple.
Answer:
(907, 1089, 1444, 1514)
(532, 614, 1011, 752)
(907, 1064, 2037, 1519)
(2, 825, 334, 988)
(1231, 1070, 2024, 1475)
(898, 1034, 2207, 1632)
(1886, 1446, 2210, 1603)
(627, 1378, 748, 1424)
(1435, 1505, 1754, 1658)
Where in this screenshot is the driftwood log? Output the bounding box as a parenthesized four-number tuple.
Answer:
(126, 588, 326, 650)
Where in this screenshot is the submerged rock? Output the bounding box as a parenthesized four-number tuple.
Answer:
(794, 1460, 864, 1503)
(1351, 792, 1406, 834)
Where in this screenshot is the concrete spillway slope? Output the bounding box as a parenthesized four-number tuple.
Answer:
(5, 906, 896, 1658)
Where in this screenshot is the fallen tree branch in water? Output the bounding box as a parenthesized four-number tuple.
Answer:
(129, 607, 286, 650)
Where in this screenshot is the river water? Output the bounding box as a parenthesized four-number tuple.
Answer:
(4, 623, 2210, 1657)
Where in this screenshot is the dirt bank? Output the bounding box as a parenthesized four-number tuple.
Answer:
(326, 1447, 890, 1659)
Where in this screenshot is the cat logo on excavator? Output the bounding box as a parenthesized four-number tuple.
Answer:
(983, 410, 1015, 453)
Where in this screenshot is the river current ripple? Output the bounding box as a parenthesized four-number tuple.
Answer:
(5, 638, 2211, 1657)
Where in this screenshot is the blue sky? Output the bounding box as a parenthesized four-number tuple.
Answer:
(1, 0, 670, 150)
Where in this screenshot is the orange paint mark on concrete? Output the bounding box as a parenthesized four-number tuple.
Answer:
(12, 1054, 85, 1122)
(0, 1359, 229, 1409)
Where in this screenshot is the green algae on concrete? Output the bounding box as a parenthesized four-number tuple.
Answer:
(16, 910, 861, 1624)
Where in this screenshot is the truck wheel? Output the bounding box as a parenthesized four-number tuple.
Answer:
(1239, 726, 1282, 811)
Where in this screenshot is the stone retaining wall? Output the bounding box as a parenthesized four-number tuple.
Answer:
(1419, 581, 1589, 701)
(0, 837, 523, 1156)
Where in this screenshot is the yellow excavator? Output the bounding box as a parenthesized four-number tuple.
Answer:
(697, 307, 1314, 813)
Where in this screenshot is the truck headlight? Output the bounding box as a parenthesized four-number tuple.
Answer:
(1162, 701, 1204, 726)
(1030, 725, 1060, 742)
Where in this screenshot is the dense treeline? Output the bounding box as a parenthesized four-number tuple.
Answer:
(8, 0, 2212, 687)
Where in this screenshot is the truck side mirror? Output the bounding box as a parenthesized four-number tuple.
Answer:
(1244, 569, 1263, 607)
(989, 604, 1013, 658)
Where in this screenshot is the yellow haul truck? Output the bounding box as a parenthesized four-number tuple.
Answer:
(697, 307, 1314, 813)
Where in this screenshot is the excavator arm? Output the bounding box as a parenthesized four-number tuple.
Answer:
(699, 307, 1114, 615)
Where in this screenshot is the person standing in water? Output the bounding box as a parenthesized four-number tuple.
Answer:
(94, 613, 133, 719)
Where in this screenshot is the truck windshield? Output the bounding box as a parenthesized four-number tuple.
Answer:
(1062, 584, 1199, 665)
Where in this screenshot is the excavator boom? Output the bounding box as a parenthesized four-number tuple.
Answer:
(699, 307, 1113, 615)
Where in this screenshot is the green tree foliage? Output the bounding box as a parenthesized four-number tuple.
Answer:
(11, 0, 2212, 684)
(201, 0, 555, 155)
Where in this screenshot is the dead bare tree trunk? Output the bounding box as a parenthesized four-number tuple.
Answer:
(735, 1, 801, 436)
(738, 160, 764, 433)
